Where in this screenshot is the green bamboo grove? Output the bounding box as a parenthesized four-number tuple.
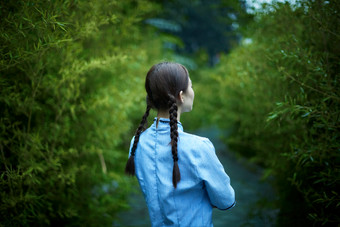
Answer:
(186, 1, 340, 225)
(0, 0, 164, 225)
(1, 0, 339, 226)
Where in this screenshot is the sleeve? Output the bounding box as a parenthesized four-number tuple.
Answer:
(196, 138, 236, 210)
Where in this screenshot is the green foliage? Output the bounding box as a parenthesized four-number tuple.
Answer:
(192, 0, 340, 225)
(2, 0, 339, 226)
(0, 0, 164, 225)
(150, 0, 253, 65)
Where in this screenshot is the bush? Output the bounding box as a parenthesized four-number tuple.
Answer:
(0, 0, 164, 225)
(195, 1, 339, 225)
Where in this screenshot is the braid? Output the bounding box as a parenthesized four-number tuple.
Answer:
(168, 96, 181, 188)
(125, 105, 151, 175)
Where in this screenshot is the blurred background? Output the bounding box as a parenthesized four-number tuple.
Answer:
(0, 0, 339, 226)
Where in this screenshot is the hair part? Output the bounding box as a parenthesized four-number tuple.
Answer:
(125, 105, 151, 175)
(125, 62, 189, 188)
(168, 95, 181, 188)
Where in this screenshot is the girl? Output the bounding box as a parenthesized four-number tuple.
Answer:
(125, 62, 235, 226)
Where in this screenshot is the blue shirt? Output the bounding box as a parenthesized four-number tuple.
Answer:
(129, 118, 235, 227)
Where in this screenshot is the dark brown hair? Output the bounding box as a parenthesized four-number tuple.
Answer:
(125, 62, 189, 188)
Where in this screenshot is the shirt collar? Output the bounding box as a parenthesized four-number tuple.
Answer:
(153, 117, 183, 132)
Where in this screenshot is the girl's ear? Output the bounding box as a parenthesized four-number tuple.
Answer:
(178, 91, 184, 103)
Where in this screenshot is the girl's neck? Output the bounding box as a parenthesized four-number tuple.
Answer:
(157, 109, 181, 122)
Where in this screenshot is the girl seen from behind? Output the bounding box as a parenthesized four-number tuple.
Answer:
(125, 62, 235, 226)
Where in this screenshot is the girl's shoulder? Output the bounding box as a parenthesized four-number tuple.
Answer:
(181, 131, 209, 141)
(180, 131, 214, 150)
